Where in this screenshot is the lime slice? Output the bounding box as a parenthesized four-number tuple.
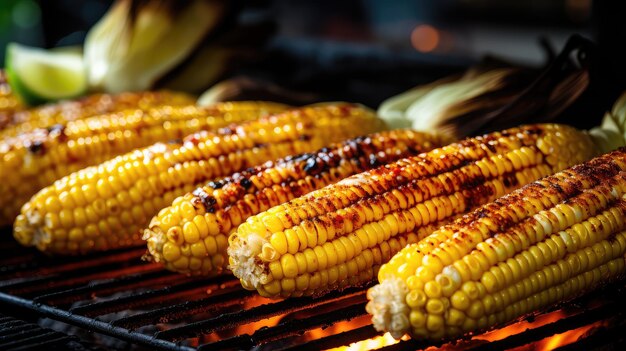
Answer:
(5, 43, 87, 105)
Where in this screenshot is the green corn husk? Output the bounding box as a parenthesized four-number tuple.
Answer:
(378, 62, 589, 139)
(85, 0, 229, 93)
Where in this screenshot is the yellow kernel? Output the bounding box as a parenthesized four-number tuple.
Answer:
(296, 275, 309, 291)
(281, 278, 296, 293)
(264, 280, 281, 295)
(294, 252, 307, 275)
(462, 281, 480, 300)
(204, 236, 218, 255)
(183, 222, 200, 244)
(304, 249, 318, 273)
(193, 215, 209, 239)
(269, 261, 284, 280)
(281, 254, 298, 278)
(424, 281, 442, 299)
(416, 266, 435, 282)
(263, 214, 284, 233)
(451, 291, 470, 310)
(167, 227, 184, 245)
(406, 290, 427, 308)
(407, 276, 424, 290)
(446, 308, 465, 326)
(426, 314, 444, 332)
(410, 310, 426, 328)
(162, 242, 181, 262)
(285, 229, 300, 254)
(426, 299, 445, 315)
(314, 246, 328, 270)
(190, 242, 207, 257)
(466, 300, 485, 319)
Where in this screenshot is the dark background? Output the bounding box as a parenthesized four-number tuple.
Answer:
(1, 0, 625, 128)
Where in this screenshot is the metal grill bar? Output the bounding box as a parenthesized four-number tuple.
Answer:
(555, 322, 626, 351)
(1, 261, 159, 296)
(1, 232, 625, 351)
(114, 286, 253, 329)
(0, 324, 39, 337)
(33, 269, 176, 305)
(69, 277, 219, 317)
(0, 292, 195, 351)
(197, 303, 368, 351)
(0, 248, 146, 279)
(0, 314, 81, 351)
(469, 300, 624, 351)
(158, 288, 367, 341)
(278, 324, 382, 351)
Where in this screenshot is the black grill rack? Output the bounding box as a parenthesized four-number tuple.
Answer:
(1, 233, 625, 351)
(0, 313, 94, 351)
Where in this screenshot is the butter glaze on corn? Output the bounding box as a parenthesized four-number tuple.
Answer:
(14, 104, 385, 254)
(145, 129, 449, 275)
(367, 149, 626, 340)
(0, 90, 194, 137)
(0, 102, 289, 226)
(228, 124, 598, 298)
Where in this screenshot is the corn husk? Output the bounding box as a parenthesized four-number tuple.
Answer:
(85, 0, 228, 93)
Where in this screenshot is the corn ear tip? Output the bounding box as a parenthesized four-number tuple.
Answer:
(227, 231, 269, 289)
(367, 277, 411, 340)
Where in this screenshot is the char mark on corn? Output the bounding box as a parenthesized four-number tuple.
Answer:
(0, 102, 289, 226)
(367, 148, 626, 340)
(228, 124, 599, 298)
(0, 90, 195, 137)
(14, 103, 385, 255)
(144, 129, 449, 276)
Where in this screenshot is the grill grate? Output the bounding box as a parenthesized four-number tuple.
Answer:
(0, 314, 93, 351)
(0, 231, 625, 351)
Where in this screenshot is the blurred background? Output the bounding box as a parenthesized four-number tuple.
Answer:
(0, 0, 624, 121)
(0, 0, 595, 64)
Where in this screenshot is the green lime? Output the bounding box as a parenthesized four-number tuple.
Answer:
(5, 43, 87, 105)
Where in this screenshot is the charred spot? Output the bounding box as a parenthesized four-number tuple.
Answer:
(485, 142, 497, 153)
(476, 209, 489, 218)
(571, 159, 621, 182)
(238, 178, 252, 189)
(254, 142, 267, 148)
(463, 184, 495, 211)
(368, 154, 382, 167)
(28, 141, 45, 155)
(551, 183, 565, 194)
(46, 124, 65, 133)
(502, 173, 519, 188)
(193, 188, 217, 213)
(218, 126, 237, 135)
(168, 138, 183, 145)
(302, 155, 331, 176)
(46, 124, 67, 142)
(298, 134, 312, 141)
(208, 180, 225, 189)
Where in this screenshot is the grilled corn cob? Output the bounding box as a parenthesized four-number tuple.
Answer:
(0, 70, 23, 120)
(367, 148, 626, 340)
(228, 124, 599, 298)
(0, 102, 288, 226)
(0, 90, 194, 137)
(14, 104, 386, 254)
(145, 129, 451, 276)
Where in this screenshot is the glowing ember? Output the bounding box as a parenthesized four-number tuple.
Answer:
(325, 333, 407, 351)
(475, 310, 571, 342)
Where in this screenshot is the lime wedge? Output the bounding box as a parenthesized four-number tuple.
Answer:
(5, 43, 87, 105)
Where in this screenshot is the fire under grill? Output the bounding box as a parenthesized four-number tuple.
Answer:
(1, 231, 626, 351)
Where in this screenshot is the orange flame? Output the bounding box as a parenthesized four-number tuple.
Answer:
(326, 333, 408, 351)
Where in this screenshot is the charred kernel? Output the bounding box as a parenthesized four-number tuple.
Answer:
(367, 146, 626, 341)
